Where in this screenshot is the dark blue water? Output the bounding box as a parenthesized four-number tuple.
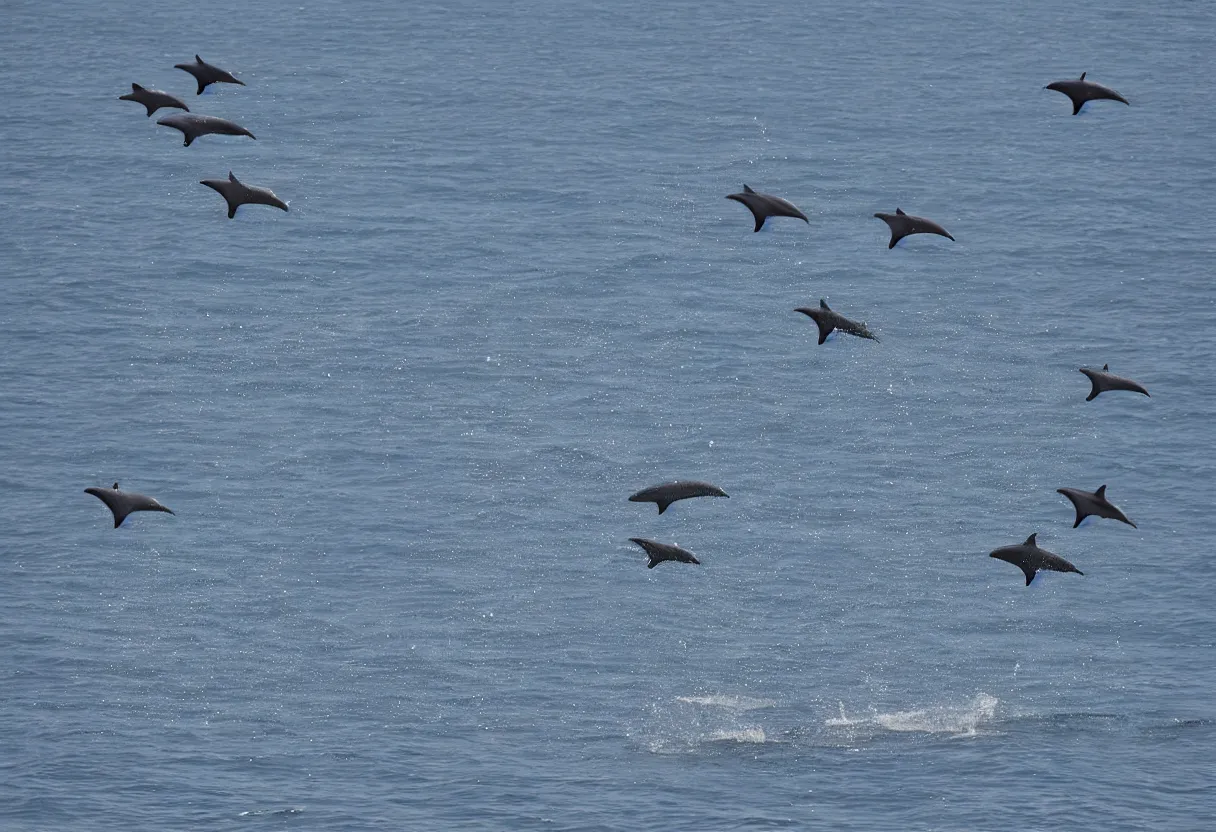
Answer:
(2, 1, 1214, 828)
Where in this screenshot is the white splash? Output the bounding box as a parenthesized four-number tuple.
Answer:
(676, 694, 775, 711)
(827, 693, 999, 739)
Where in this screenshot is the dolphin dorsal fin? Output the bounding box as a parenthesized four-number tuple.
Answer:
(743, 184, 755, 194)
(1103, 363, 1109, 371)
(1024, 533, 1038, 546)
(228, 171, 238, 182)
(1080, 72, 1087, 81)
(820, 299, 830, 310)
(896, 208, 905, 216)
(112, 482, 119, 490)
(1096, 485, 1107, 498)
(196, 55, 204, 63)
(132, 83, 144, 91)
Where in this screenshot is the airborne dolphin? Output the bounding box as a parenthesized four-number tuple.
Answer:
(629, 538, 701, 569)
(795, 299, 879, 345)
(200, 172, 288, 218)
(873, 208, 954, 249)
(175, 55, 245, 95)
(1045, 73, 1129, 115)
(1079, 364, 1149, 401)
(628, 481, 728, 514)
(85, 483, 175, 528)
(157, 113, 255, 147)
(989, 533, 1083, 586)
(119, 83, 189, 116)
(1057, 485, 1137, 529)
(726, 185, 809, 232)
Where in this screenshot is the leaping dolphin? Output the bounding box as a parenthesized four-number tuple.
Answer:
(199, 172, 288, 218)
(175, 55, 245, 95)
(726, 185, 809, 232)
(1057, 485, 1137, 529)
(157, 113, 255, 147)
(873, 208, 954, 249)
(629, 538, 701, 569)
(85, 483, 175, 528)
(119, 83, 189, 116)
(1045, 73, 1129, 115)
(628, 481, 728, 514)
(795, 300, 879, 345)
(1079, 364, 1149, 401)
(989, 533, 1083, 586)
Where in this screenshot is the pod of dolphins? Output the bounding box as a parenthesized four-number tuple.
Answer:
(105, 59, 1143, 588)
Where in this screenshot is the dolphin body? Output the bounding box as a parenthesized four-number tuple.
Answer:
(1057, 485, 1136, 529)
(628, 481, 728, 515)
(629, 538, 701, 569)
(85, 483, 175, 528)
(157, 113, 255, 146)
(200, 172, 288, 219)
(726, 185, 809, 232)
(1045, 73, 1129, 115)
(119, 83, 189, 116)
(175, 55, 245, 95)
(795, 299, 879, 345)
(1079, 364, 1149, 401)
(989, 533, 1083, 586)
(873, 208, 954, 249)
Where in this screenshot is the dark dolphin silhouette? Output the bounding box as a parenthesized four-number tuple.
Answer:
(85, 483, 175, 528)
(726, 185, 809, 232)
(873, 208, 954, 249)
(795, 299, 879, 345)
(200, 172, 289, 219)
(175, 55, 245, 95)
(119, 83, 189, 116)
(157, 113, 255, 147)
(989, 533, 1083, 586)
(628, 481, 728, 514)
(1057, 485, 1136, 529)
(629, 538, 701, 569)
(1045, 73, 1129, 115)
(1079, 364, 1149, 401)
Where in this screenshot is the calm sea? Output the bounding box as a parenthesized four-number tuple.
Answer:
(2, 0, 1214, 828)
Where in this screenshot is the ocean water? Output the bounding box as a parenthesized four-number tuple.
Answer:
(2, 0, 1214, 828)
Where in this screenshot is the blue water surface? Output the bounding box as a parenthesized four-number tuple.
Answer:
(2, 1, 1214, 829)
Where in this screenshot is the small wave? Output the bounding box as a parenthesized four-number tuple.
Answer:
(676, 694, 775, 711)
(705, 727, 768, 744)
(826, 694, 998, 739)
(238, 807, 305, 818)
